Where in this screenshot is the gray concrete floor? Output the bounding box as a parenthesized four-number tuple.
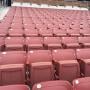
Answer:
(0, 7, 10, 20)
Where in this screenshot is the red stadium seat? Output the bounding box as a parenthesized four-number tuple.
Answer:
(33, 80, 72, 90)
(36, 24, 47, 31)
(52, 49, 80, 82)
(23, 24, 36, 29)
(0, 28, 8, 37)
(5, 37, 25, 51)
(27, 50, 54, 85)
(0, 51, 26, 85)
(8, 29, 24, 37)
(39, 29, 53, 37)
(67, 28, 80, 37)
(53, 28, 67, 37)
(44, 37, 62, 49)
(12, 17, 22, 23)
(24, 28, 38, 37)
(11, 23, 23, 29)
(80, 29, 90, 36)
(78, 37, 90, 47)
(12, 19, 23, 24)
(76, 48, 90, 76)
(0, 37, 5, 51)
(62, 37, 80, 48)
(73, 77, 90, 90)
(0, 51, 26, 64)
(0, 85, 30, 90)
(0, 23, 10, 30)
(25, 37, 43, 50)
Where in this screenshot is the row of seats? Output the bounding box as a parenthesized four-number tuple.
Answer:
(5, 7, 90, 20)
(0, 27, 90, 37)
(0, 36, 90, 51)
(2, 20, 88, 31)
(0, 77, 90, 90)
(1, 7, 90, 30)
(1, 18, 90, 29)
(0, 85, 30, 90)
(33, 77, 90, 90)
(0, 48, 90, 85)
(0, 7, 90, 87)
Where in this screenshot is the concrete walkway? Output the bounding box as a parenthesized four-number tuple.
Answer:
(12, 2, 88, 10)
(0, 7, 10, 20)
